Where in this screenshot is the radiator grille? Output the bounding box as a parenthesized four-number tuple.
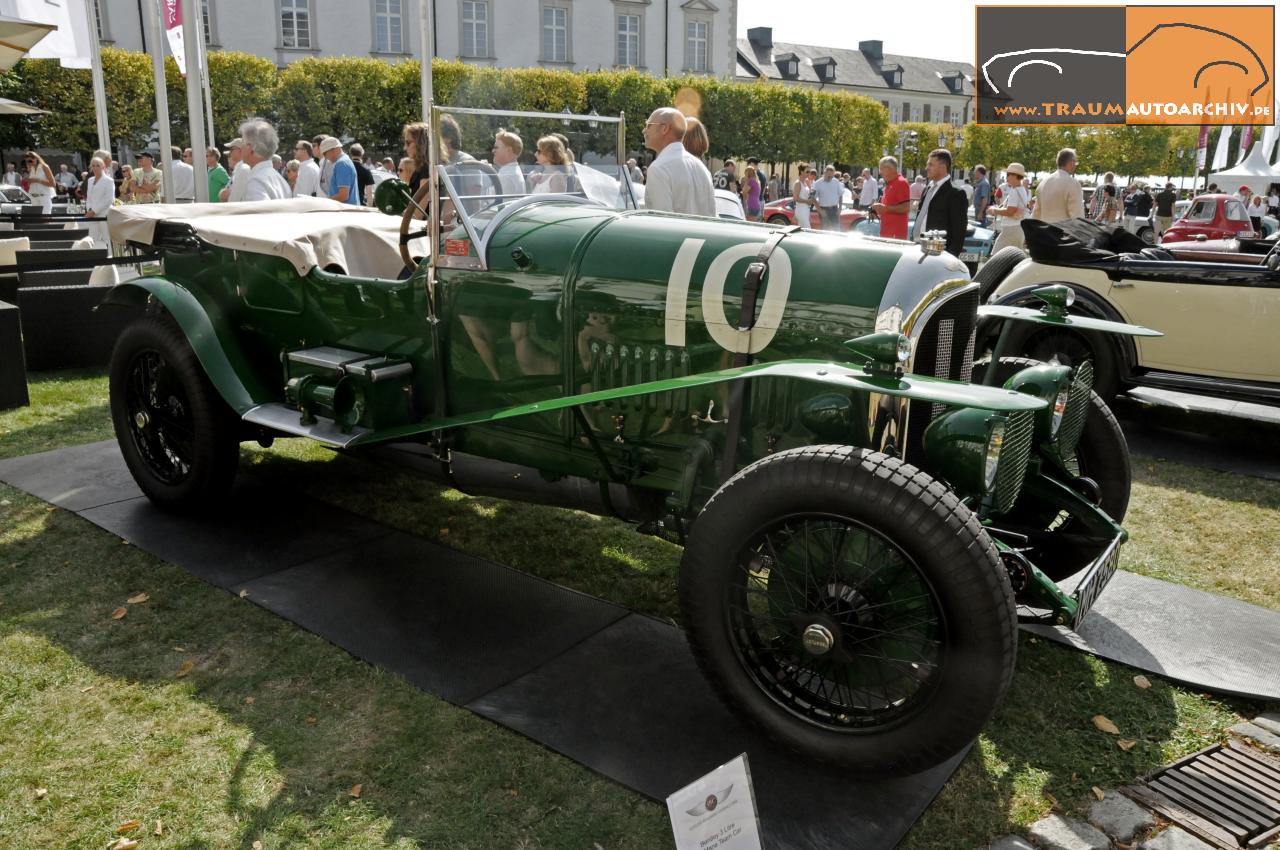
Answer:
(994, 409, 1035, 514)
(1057, 360, 1094, 463)
(904, 288, 979, 462)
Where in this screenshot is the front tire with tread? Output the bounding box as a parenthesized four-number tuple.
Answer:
(680, 445, 1016, 776)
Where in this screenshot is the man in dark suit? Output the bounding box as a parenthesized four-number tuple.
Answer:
(912, 148, 968, 257)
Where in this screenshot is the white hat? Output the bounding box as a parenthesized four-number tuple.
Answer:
(1005, 162, 1026, 177)
(318, 136, 342, 154)
(223, 137, 243, 150)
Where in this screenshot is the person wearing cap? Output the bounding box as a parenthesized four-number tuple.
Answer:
(319, 136, 358, 205)
(292, 139, 322, 198)
(239, 118, 291, 202)
(205, 146, 229, 201)
(1154, 181, 1177, 238)
(132, 151, 163, 204)
(221, 137, 252, 202)
(988, 162, 1031, 252)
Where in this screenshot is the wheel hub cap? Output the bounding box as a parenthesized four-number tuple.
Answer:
(134, 410, 149, 429)
(801, 623, 835, 656)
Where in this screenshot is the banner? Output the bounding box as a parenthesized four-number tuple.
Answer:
(1211, 126, 1233, 170)
(0, 0, 91, 69)
(1237, 124, 1254, 165)
(163, 0, 186, 77)
(1262, 101, 1280, 165)
(1195, 124, 1209, 169)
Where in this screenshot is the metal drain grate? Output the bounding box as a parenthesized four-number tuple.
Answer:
(1122, 741, 1280, 849)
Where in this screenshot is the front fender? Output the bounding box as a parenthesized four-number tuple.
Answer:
(976, 283, 1159, 374)
(100, 278, 273, 414)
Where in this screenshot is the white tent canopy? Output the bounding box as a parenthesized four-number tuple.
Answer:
(1208, 142, 1280, 195)
(0, 13, 54, 71)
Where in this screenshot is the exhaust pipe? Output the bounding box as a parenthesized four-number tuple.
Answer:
(364, 442, 665, 523)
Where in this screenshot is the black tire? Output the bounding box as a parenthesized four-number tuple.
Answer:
(109, 314, 240, 509)
(973, 245, 1028, 303)
(680, 445, 1016, 776)
(972, 357, 1131, 522)
(1018, 322, 1120, 402)
(1137, 226, 1155, 245)
(767, 214, 791, 226)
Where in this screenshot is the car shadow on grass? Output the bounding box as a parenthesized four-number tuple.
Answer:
(0, 489, 671, 850)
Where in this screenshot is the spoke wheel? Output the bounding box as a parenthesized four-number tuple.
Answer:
(731, 515, 945, 732)
(681, 445, 1016, 775)
(123, 349, 196, 486)
(109, 315, 239, 509)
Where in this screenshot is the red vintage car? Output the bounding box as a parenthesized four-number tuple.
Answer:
(763, 197, 867, 231)
(1160, 193, 1258, 244)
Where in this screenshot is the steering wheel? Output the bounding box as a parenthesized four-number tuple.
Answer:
(399, 181, 432, 272)
(398, 161, 507, 272)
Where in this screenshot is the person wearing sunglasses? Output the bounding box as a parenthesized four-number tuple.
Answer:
(23, 151, 55, 214)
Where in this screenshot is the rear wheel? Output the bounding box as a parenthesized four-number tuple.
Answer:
(681, 446, 1016, 776)
(767, 214, 790, 226)
(109, 314, 240, 509)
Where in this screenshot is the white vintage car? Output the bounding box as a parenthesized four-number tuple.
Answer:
(975, 218, 1280, 406)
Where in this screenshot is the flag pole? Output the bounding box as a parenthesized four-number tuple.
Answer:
(418, 0, 433, 118)
(83, 0, 110, 155)
(141, 0, 174, 202)
(181, 0, 209, 201)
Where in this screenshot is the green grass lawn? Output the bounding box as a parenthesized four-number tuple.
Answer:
(2, 370, 1277, 849)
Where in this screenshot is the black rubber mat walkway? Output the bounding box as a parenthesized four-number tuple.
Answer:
(0, 440, 968, 850)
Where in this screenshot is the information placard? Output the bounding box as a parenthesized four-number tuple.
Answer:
(665, 753, 763, 850)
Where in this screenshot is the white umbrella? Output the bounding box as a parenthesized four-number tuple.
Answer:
(0, 14, 54, 72)
(0, 96, 44, 114)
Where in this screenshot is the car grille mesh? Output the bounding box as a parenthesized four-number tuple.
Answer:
(995, 409, 1035, 514)
(904, 288, 979, 462)
(1057, 360, 1094, 460)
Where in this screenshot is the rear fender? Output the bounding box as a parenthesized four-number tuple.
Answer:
(100, 278, 272, 415)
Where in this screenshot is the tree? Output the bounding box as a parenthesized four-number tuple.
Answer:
(13, 48, 154, 153)
(274, 57, 395, 148)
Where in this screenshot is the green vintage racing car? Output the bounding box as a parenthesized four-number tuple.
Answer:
(100, 107, 1159, 776)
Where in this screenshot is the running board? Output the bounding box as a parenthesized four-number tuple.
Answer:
(1130, 370, 1280, 404)
(242, 403, 372, 448)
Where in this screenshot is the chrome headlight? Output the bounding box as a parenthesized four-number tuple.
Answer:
(983, 418, 1005, 490)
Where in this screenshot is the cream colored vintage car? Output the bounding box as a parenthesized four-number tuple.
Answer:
(975, 219, 1280, 405)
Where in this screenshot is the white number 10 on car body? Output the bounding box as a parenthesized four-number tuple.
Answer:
(664, 238, 793, 355)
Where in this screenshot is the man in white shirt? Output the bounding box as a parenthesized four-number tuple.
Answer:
(988, 162, 1032, 252)
(293, 139, 322, 198)
(169, 145, 195, 201)
(813, 165, 845, 230)
(492, 129, 526, 198)
(221, 138, 252, 203)
(239, 118, 291, 202)
(1031, 147, 1085, 224)
(640, 107, 715, 216)
(858, 167, 878, 208)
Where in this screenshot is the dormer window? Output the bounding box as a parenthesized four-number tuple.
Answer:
(941, 71, 965, 94)
(775, 51, 799, 77)
(812, 56, 836, 82)
(881, 63, 903, 87)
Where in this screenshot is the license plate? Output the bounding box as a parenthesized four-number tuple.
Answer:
(960, 252, 979, 262)
(1071, 534, 1123, 630)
